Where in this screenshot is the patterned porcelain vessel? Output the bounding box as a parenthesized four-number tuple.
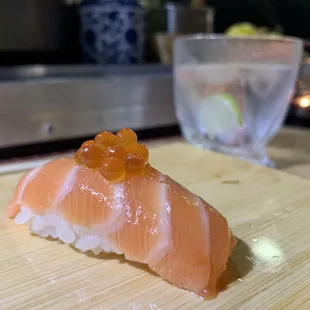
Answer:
(79, 0, 145, 64)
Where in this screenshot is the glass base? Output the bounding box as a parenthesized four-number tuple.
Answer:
(187, 137, 275, 168)
(239, 155, 275, 168)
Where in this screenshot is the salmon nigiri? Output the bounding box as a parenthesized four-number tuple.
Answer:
(6, 128, 236, 299)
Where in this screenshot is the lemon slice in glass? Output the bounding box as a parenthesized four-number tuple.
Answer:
(225, 22, 258, 37)
(198, 92, 243, 137)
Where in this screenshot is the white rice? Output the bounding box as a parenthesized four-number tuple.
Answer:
(15, 206, 120, 256)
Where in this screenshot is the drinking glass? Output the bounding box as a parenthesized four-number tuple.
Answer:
(166, 3, 214, 35)
(173, 35, 303, 167)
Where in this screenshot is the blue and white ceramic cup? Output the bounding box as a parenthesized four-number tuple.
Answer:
(79, 0, 145, 64)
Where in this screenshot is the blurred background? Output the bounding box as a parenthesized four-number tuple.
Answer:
(0, 0, 310, 159)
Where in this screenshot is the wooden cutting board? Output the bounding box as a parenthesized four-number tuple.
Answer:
(1, 142, 310, 310)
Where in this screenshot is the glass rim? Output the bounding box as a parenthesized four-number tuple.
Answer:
(174, 34, 304, 46)
(165, 2, 214, 11)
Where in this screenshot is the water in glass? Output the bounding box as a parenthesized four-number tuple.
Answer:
(173, 36, 303, 166)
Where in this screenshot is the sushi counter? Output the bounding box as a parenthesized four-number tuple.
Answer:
(0, 126, 309, 179)
(1, 63, 310, 308)
(1, 63, 310, 154)
(0, 65, 175, 150)
(1, 126, 310, 309)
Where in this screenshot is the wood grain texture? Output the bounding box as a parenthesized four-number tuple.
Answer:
(1, 142, 310, 309)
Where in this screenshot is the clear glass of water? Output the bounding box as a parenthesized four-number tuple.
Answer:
(173, 35, 303, 167)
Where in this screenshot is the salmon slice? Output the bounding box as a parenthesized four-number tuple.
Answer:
(57, 165, 171, 263)
(149, 177, 235, 298)
(6, 169, 33, 218)
(58, 166, 127, 253)
(107, 168, 171, 264)
(59, 166, 124, 228)
(6, 158, 76, 219)
(6, 156, 236, 299)
(206, 200, 237, 298)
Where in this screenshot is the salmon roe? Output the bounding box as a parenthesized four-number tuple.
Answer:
(99, 157, 126, 181)
(130, 143, 149, 161)
(124, 153, 146, 171)
(115, 128, 138, 150)
(74, 128, 150, 182)
(104, 145, 127, 159)
(95, 131, 116, 148)
(77, 142, 104, 169)
(81, 140, 94, 149)
(74, 148, 84, 165)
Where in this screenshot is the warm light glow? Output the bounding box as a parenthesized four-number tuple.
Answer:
(294, 95, 310, 108)
(299, 97, 310, 108)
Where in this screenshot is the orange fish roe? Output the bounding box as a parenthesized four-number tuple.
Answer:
(74, 128, 150, 181)
(95, 131, 116, 147)
(124, 153, 146, 171)
(115, 128, 138, 150)
(81, 140, 94, 149)
(130, 143, 149, 161)
(76, 142, 104, 169)
(104, 145, 127, 159)
(74, 148, 84, 165)
(99, 157, 126, 181)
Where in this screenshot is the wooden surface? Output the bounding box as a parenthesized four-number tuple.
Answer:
(147, 126, 310, 180)
(267, 127, 310, 178)
(1, 132, 310, 309)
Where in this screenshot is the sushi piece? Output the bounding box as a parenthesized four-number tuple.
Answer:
(6, 128, 236, 299)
